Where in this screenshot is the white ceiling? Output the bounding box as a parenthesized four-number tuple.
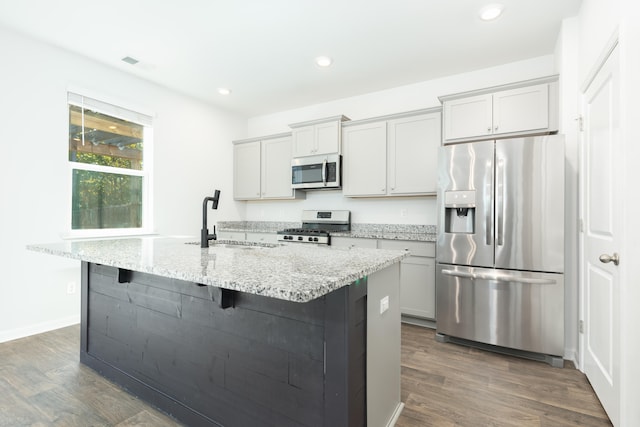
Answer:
(0, 0, 582, 117)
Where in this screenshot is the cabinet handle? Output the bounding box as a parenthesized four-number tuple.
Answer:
(487, 127, 491, 133)
(494, 126, 499, 131)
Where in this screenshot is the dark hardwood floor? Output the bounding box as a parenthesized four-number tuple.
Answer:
(0, 324, 611, 426)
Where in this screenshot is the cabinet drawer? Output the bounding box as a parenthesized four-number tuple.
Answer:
(378, 240, 435, 257)
(246, 232, 278, 243)
(330, 237, 378, 249)
(217, 231, 246, 241)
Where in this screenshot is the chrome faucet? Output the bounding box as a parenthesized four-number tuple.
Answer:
(201, 190, 220, 248)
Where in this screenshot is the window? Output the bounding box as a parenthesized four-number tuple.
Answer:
(68, 93, 153, 235)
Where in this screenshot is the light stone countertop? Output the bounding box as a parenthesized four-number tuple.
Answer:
(27, 237, 408, 303)
(218, 221, 437, 242)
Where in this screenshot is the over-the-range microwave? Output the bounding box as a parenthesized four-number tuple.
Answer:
(291, 153, 341, 190)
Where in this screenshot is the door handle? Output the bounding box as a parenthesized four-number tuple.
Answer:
(496, 157, 505, 246)
(599, 253, 620, 266)
(441, 269, 556, 285)
(322, 158, 327, 186)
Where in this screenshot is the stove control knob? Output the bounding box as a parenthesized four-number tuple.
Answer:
(308, 237, 313, 242)
(298, 236, 303, 241)
(313, 237, 319, 242)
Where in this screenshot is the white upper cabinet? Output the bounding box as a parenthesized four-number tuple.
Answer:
(343, 109, 441, 197)
(261, 135, 296, 199)
(442, 94, 493, 141)
(291, 126, 315, 157)
(388, 112, 440, 195)
(290, 115, 349, 157)
(492, 84, 549, 135)
(233, 134, 303, 201)
(233, 140, 261, 200)
(441, 76, 558, 143)
(342, 121, 387, 196)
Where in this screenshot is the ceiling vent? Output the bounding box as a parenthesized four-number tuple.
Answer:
(121, 56, 139, 65)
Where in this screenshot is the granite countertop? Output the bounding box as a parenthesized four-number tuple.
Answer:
(218, 221, 437, 242)
(27, 237, 408, 303)
(330, 231, 437, 242)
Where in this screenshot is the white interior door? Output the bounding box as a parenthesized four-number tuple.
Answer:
(581, 45, 620, 426)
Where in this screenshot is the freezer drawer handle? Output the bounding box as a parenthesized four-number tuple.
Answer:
(441, 269, 557, 285)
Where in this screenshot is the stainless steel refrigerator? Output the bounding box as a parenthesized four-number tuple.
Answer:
(436, 135, 565, 363)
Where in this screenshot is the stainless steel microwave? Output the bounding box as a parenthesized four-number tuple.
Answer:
(291, 154, 341, 190)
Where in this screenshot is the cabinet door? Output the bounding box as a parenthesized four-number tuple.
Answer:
(388, 112, 441, 195)
(492, 83, 549, 135)
(443, 94, 492, 142)
(261, 136, 294, 199)
(379, 240, 436, 319)
(398, 256, 435, 319)
(291, 126, 315, 157)
(342, 121, 387, 197)
(330, 237, 378, 248)
(315, 121, 340, 155)
(233, 141, 261, 200)
(245, 232, 278, 243)
(217, 231, 246, 241)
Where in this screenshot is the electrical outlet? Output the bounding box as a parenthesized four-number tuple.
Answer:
(66, 281, 76, 294)
(380, 296, 389, 314)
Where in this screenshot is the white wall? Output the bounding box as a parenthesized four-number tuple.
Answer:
(0, 26, 246, 342)
(554, 16, 580, 364)
(245, 55, 556, 225)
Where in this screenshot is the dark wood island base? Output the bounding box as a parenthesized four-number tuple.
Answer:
(79, 261, 382, 427)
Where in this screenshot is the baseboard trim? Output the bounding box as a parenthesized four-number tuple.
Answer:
(387, 402, 405, 427)
(0, 315, 80, 343)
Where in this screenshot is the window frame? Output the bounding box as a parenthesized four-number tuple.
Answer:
(66, 91, 154, 238)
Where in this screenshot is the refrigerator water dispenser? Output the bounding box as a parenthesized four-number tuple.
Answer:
(444, 190, 476, 234)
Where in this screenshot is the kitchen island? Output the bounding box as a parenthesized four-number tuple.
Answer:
(28, 237, 407, 427)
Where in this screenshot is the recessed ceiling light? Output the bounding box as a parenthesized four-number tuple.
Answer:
(478, 4, 504, 21)
(217, 88, 232, 95)
(315, 56, 333, 67)
(121, 56, 139, 65)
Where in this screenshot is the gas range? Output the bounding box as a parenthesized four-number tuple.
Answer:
(277, 210, 350, 245)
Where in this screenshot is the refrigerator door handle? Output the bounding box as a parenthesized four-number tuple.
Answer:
(485, 163, 493, 246)
(442, 269, 557, 285)
(496, 157, 505, 246)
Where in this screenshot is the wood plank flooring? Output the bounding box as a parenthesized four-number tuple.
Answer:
(0, 324, 611, 426)
(396, 324, 612, 427)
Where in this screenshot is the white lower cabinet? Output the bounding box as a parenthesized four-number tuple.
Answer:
(378, 240, 436, 320)
(332, 237, 436, 321)
(330, 236, 378, 249)
(217, 231, 246, 241)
